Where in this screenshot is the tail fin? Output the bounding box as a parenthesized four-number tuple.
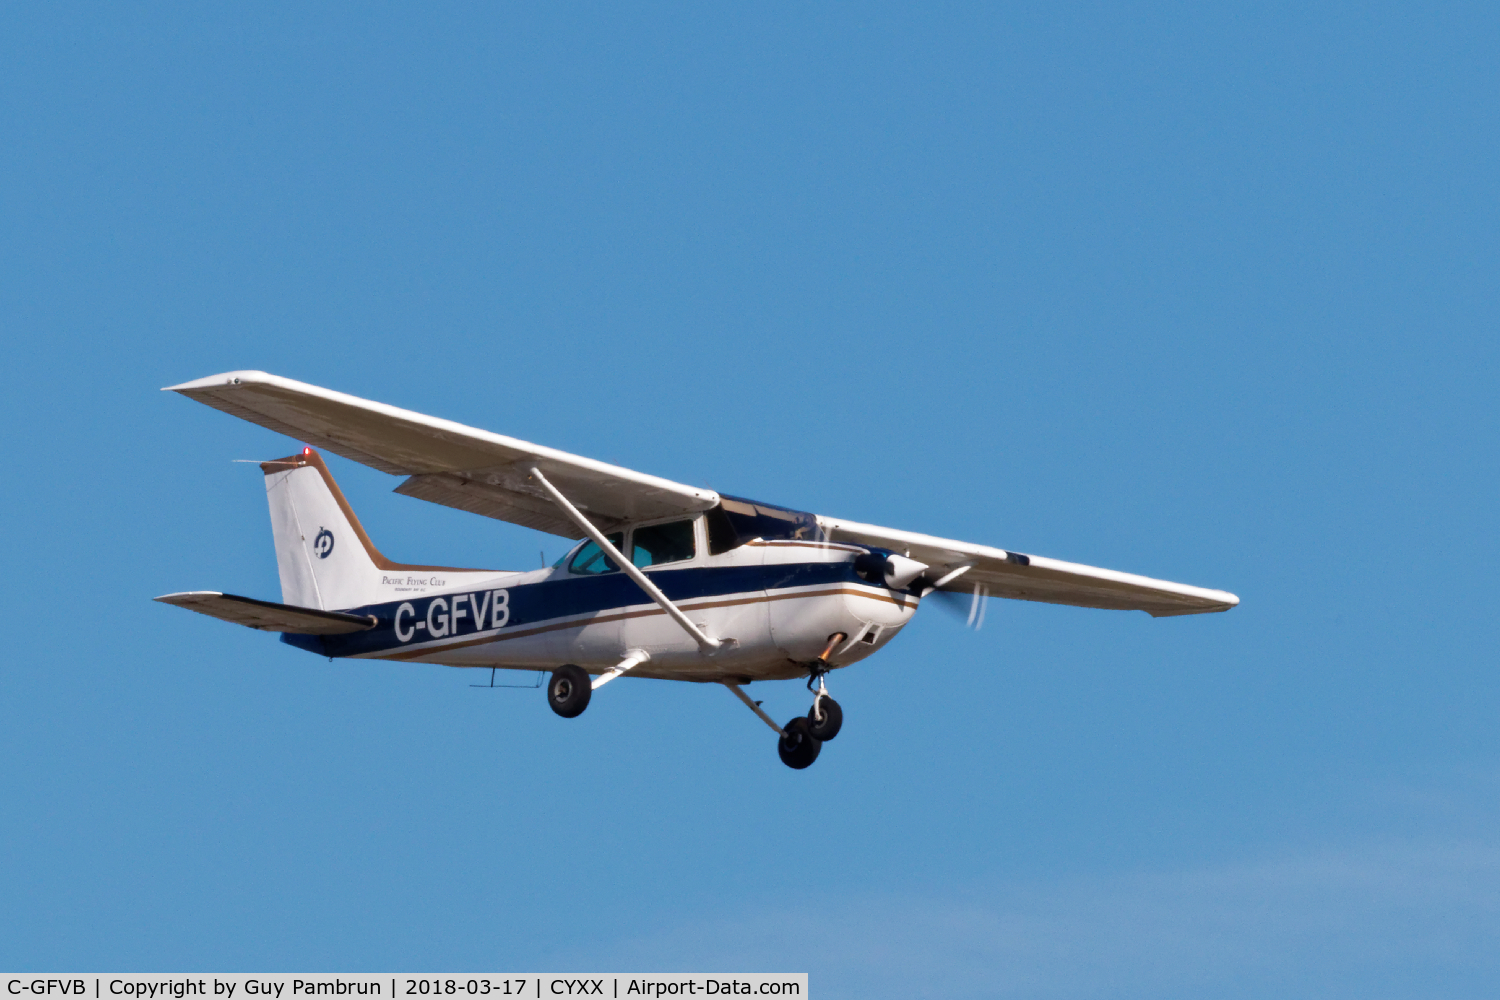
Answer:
(261, 449, 389, 610)
(261, 448, 489, 610)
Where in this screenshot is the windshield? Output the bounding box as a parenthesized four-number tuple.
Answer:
(705, 495, 824, 554)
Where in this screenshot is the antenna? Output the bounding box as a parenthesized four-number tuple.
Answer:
(470, 667, 545, 689)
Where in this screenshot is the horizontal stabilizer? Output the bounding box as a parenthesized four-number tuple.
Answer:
(154, 592, 378, 634)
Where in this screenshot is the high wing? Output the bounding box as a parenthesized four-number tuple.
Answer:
(164, 371, 719, 537)
(154, 592, 379, 634)
(818, 517, 1239, 617)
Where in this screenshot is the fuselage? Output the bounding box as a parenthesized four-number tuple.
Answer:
(283, 535, 920, 683)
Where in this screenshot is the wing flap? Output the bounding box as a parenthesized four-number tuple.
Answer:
(164, 371, 720, 534)
(154, 592, 378, 634)
(393, 473, 598, 537)
(819, 517, 1238, 617)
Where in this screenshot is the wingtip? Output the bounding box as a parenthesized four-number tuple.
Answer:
(162, 370, 275, 393)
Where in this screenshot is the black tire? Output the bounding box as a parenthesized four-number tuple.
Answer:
(548, 665, 592, 718)
(807, 696, 843, 741)
(777, 716, 822, 769)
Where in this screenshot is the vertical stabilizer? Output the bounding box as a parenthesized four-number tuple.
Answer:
(261, 450, 383, 610)
(260, 448, 495, 611)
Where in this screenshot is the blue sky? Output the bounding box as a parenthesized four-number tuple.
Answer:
(1, 3, 1496, 996)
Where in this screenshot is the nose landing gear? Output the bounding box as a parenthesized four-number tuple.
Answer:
(806, 670, 843, 742)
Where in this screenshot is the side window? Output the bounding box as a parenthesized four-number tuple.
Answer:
(631, 519, 696, 568)
(568, 533, 624, 575)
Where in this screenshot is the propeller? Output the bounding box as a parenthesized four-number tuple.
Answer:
(855, 548, 991, 630)
(924, 576, 990, 630)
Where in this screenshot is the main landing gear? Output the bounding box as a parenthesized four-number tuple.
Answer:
(777, 717, 821, 769)
(548, 664, 591, 718)
(548, 650, 650, 719)
(547, 651, 650, 719)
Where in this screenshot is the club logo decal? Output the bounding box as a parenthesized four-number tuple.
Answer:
(313, 527, 335, 559)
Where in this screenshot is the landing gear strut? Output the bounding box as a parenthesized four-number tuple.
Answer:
(805, 636, 845, 742)
(548, 664, 592, 718)
(723, 633, 851, 769)
(807, 671, 843, 742)
(725, 682, 826, 770)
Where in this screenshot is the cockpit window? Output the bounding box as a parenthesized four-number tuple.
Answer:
(705, 495, 825, 554)
(632, 519, 696, 568)
(568, 533, 624, 574)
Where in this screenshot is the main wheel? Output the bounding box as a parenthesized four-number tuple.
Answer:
(807, 696, 843, 741)
(547, 665, 592, 718)
(777, 717, 822, 769)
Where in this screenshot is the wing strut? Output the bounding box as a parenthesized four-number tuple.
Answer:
(528, 466, 721, 653)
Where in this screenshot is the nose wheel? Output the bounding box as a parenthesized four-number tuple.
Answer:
(806, 670, 843, 741)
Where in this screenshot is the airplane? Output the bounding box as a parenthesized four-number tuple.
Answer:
(156, 371, 1239, 769)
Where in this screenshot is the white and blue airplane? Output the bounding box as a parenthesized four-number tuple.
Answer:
(157, 371, 1239, 769)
